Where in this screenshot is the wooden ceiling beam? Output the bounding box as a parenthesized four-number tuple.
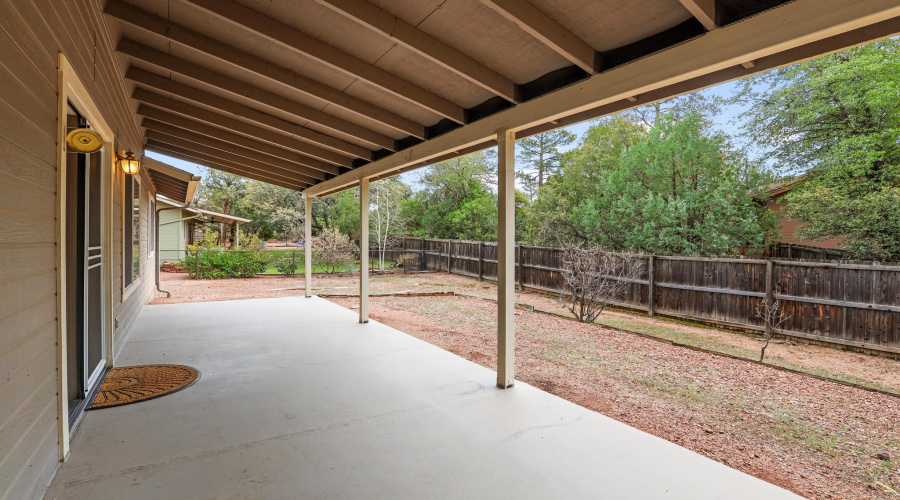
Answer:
(678, 0, 717, 31)
(146, 141, 309, 191)
(182, 0, 466, 123)
(313, 0, 517, 103)
(480, 0, 598, 73)
(133, 88, 347, 172)
(143, 126, 325, 183)
(118, 38, 397, 151)
(137, 105, 338, 177)
(126, 67, 372, 161)
(304, 0, 900, 196)
(104, 0, 425, 139)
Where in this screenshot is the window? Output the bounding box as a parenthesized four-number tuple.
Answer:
(124, 175, 140, 289)
(149, 199, 156, 258)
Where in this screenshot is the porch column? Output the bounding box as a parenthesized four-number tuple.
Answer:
(359, 177, 370, 323)
(305, 195, 313, 298)
(234, 222, 240, 248)
(497, 129, 515, 388)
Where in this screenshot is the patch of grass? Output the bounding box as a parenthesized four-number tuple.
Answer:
(769, 408, 840, 456)
(631, 374, 721, 404)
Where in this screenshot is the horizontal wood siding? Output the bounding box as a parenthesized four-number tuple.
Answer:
(405, 238, 900, 354)
(0, 0, 147, 498)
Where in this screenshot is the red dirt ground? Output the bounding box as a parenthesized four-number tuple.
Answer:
(154, 271, 900, 499)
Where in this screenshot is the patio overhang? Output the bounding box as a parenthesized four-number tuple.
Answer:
(102, 0, 900, 197)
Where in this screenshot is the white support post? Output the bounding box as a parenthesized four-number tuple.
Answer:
(497, 129, 515, 388)
(305, 195, 313, 298)
(234, 222, 240, 248)
(359, 177, 370, 323)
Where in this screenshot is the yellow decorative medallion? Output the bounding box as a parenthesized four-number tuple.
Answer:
(65, 128, 104, 153)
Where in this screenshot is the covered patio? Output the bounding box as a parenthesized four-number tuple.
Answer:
(46, 297, 799, 499)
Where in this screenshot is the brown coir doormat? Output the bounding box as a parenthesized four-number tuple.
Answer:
(88, 364, 200, 409)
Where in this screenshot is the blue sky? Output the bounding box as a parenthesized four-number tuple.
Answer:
(145, 79, 750, 188)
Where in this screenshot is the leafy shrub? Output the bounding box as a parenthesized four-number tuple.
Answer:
(179, 249, 271, 279)
(274, 253, 299, 276)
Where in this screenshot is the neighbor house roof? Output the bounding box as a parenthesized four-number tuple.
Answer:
(156, 195, 252, 225)
(144, 157, 202, 204)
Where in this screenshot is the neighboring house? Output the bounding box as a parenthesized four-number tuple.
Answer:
(757, 179, 845, 252)
(156, 196, 252, 262)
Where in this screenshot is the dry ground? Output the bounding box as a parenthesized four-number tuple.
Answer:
(154, 271, 900, 499)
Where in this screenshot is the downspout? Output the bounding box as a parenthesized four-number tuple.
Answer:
(156, 204, 198, 298)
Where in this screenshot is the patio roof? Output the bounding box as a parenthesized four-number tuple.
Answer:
(103, 0, 900, 195)
(45, 297, 802, 499)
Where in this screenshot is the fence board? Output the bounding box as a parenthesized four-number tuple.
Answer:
(404, 237, 900, 353)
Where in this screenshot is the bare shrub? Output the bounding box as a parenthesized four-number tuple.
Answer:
(755, 297, 790, 362)
(561, 246, 645, 323)
(313, 227, 359, 274)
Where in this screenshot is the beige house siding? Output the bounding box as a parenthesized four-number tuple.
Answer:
(0, 0, 150, 498)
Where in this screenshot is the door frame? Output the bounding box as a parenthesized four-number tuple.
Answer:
(56, 53, 116, 461)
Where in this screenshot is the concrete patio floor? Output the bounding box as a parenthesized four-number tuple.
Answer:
(44, 297, 800, 499)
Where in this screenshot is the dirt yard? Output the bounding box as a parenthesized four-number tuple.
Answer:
(154, 271, 900, 499)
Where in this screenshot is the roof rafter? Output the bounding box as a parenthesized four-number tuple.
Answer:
(126, 67, 371, 161)
(146, 132, 318, 186)
(480, 0, 598, 73)
(137, 105, 338, 176)
(104, 0, 426, 139)
(182, 0, 466, 123)
(118, 38, 397, 151)
(678, 0, 717, 31)
(143, 125, 325, 184)
(133, 88, 347, 172)
(312, 0, 517, 102)
(146, 141, 309, 191)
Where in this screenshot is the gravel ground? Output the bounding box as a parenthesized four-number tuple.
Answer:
(153, 271, 900, 498)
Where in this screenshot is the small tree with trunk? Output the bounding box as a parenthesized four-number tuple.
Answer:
(755, 298, 790, 362)
(561, 246, 645, 323)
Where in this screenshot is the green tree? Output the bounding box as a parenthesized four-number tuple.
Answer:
(566, 114, 776, 255)
(527, 116, 647, 245)
(734, 39, 900, 259)
(516, 129, 576, 198)
(242, 181, 305, 242)
(194, 168, 247, 245)
(403, 151, 498, 240)
(313, 189, 360, 240)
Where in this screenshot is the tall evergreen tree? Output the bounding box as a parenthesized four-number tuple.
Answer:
(516, 130, 576, 199)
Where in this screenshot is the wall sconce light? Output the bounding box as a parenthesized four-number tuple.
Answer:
(118, 150, 140, 175)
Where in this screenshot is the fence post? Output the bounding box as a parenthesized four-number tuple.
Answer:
(648, 255, 656, 317)
(478, 241, 485, 281)
(765, 260, 774, 336)
(420, 237, 426, 271)
(517, 245, 524, 291)
(448, 240, 453, 273)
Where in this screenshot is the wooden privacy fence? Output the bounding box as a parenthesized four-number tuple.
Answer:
(396, 237, 900, 355)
